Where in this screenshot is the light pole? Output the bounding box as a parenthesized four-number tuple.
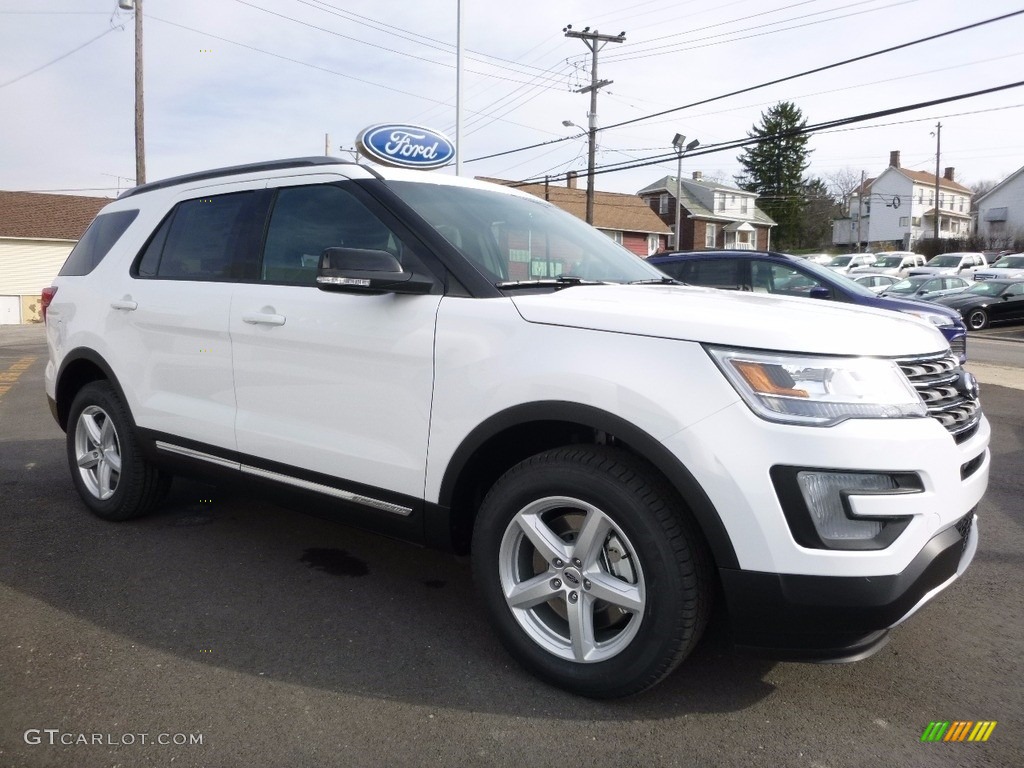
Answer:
(118, 0, 145, 185)
(672, 134, 700, 250)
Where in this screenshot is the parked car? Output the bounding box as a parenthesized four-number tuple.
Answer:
(972, 254, 1024, 281)
(43, 153, 987, 698)
(647, 250, 968, 361)
(932, 278, 1024, 330)
(850, 252, 926, 277)
(850, 273, 900, 293)
(823, 253, 879, 273)
(908, 252, 988, 280)
(796, 252, 834, 265)
(880, 275, 970, 301)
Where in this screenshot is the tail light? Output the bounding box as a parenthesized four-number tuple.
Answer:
(41, 286, 57, 323)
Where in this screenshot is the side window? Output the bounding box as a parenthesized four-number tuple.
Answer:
(653, 260, 688, 281)
(59, 210, 139, 276)
(690, 259, 742, 290)
(135, 192, 260, 280)
(261, 184, 405, 286)
(759, 263, 824, 297)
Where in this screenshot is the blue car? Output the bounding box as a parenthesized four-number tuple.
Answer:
(648, 250, 968, 361)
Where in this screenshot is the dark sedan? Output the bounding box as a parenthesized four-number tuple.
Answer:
(932, 278, 1024, 330)
(647, 249, 968, 361)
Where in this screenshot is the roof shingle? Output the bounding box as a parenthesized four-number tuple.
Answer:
(0, 191, 111, 241)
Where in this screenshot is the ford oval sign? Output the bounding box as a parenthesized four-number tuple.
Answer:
(356, 124, 455, 170)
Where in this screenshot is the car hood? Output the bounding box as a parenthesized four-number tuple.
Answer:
(934, 294, 986, 309)
(975, 269, 1024, 279)
(508, 284, 948, 357)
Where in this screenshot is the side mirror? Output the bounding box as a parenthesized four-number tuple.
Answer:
(808, 286, 831, 300)
(316, 247, 433, 295)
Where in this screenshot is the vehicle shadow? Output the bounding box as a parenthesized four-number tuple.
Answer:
(0, 437, 777, 720)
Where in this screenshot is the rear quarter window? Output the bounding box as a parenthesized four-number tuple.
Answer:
(58, 209, 139, 276)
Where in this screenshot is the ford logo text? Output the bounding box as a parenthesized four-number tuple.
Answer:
(356, 124, 455, 170)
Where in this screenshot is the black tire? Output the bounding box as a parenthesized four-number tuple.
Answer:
(966, 308, 989, 331)
(66, 381, 171, 521)
(471, 446, 712, 698)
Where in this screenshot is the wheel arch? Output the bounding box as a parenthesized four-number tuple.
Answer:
(54, 348, 131, 432)
(430, 401, 738, 569)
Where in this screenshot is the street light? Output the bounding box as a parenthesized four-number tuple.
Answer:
(672, 134, 700, 250)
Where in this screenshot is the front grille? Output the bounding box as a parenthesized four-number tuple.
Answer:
(897, 353, 981, 442)
(954, 511, 974, 556)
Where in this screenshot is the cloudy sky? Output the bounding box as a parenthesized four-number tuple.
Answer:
(2, 0, 1023, 200)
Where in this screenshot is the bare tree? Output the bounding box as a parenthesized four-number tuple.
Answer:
(824, 167, 864, 214)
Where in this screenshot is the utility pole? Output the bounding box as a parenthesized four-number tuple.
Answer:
(325, 133, 330, 156)
(455, 0, 464, 175)
(933, 121, 942, 243)
(856, 170, 865, 252)
(563, 25, 625, 224)
(118, 0, 145, 185)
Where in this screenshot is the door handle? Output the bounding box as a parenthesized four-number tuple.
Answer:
(110, 299, 138, 311)
(242, 312, 286, 326)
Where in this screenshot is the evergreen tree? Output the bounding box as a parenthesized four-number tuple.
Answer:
(735, 102, 811, 249)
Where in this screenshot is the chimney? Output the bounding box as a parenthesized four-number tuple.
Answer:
(692, 170, 702, 181)
(889, 150, 900, 168)
(566, 171, 577, 189)
(944, 166, 955, 181)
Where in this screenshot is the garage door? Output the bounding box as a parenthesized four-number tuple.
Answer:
(0, 296, 21, 324)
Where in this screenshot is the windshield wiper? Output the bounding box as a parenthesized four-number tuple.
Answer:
(628, 276, 679, 285)
(494, 275, 606, 290)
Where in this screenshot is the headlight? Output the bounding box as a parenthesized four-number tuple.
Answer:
(903, 309, 955, 328)
(707, 347, 927, 426)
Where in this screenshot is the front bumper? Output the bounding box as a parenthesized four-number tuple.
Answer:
(721, 511, 978, 661)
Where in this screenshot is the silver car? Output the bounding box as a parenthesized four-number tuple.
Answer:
(850, 252, 926, 277)
(972, 254, 1024, 281)
(881, 275, 971, 300)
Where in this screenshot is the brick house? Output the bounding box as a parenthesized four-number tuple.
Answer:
(480, 174, 672, 258)
(637, 172, 775, 252)
(0, 191, 110, 323)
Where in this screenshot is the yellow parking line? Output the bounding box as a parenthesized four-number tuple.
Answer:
(0, 356, 37, 400)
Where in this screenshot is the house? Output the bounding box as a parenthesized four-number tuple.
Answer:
(637, 172, 776, 252)
(832, 151, 973, 251)
(975, 164, 1024, 248)
(481, 173, 672, 258)
(0, 191, 110, 324)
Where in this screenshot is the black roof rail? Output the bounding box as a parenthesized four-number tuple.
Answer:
(117, 156, 364, 199)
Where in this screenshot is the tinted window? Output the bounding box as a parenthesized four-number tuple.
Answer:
(752, 262, 825, 296)
(137, 192, 260, 280)
(59, 210, 139, 276)
(261, 185, 407, 285)
(668, 259, 743, 289)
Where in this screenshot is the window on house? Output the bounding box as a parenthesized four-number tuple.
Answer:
(705, 223, 717, 248)
(737, 230, 751, 245)
(659, 193, 668, 215)
(740, 197, 749, 214)
(648, 234, 660, 255)
(918, 189, 924, 204)
(603, 230, 624, 245)
(959, 197, 964, 212)
(912, 217, 921, 227)
(899, 216, 909, 227)
(717, 195, 725, 211)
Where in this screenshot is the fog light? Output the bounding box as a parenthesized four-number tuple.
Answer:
(788, 470, 921, 550)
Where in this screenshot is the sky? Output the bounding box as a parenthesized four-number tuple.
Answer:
(2, 0, 1023, 201)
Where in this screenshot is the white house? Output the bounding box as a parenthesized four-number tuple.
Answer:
(832, 151, 973, 251)
(975, 164, 1024, 248)
(0, 191, 109, 323)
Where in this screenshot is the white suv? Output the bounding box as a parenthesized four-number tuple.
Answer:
(43, 157, 989, 698)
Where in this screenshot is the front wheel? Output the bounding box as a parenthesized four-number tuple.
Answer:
(66, 381, 170, 521)
(471, 447, 711, 698)
(966, 308, 989, 330)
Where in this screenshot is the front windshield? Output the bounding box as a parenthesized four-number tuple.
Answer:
(993, 256, 1024, 269)
(385, 181, 665, 285)
(965, 282, 1005, 296)
(827, 256, 852, 267)
(927, 255, 960, 267)
(874, 255, 902, 268)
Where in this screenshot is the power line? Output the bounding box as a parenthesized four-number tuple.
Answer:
(0, 26, 118, 90)
(508, 79, 1024, 186)
(466, 8, 1024, 164)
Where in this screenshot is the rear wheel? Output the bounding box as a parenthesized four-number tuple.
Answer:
(472, 446, 711, 698)
(966, 308, 989, 330)
(66, 381, 170, 521)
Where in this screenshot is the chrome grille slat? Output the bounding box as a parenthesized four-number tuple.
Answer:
(896, 353, 982, 442)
